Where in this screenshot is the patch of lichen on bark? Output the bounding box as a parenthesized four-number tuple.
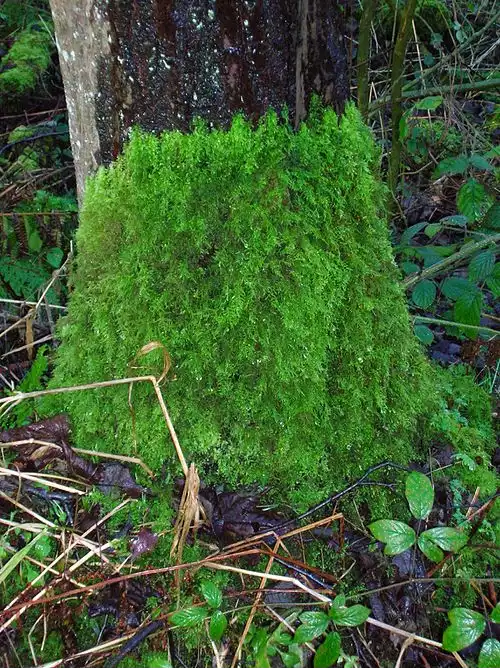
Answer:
(44, 105, 493, 508)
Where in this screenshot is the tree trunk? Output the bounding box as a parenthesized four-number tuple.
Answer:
(49, 0, 349, 203)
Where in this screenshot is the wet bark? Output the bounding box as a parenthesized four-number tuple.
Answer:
(49, 0, 349, 204)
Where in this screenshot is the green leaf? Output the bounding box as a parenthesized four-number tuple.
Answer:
(417, 533, 444, 562)
(170, 607, 208, 627)
(433, 155, 468, 179)
(368, 520, 416, 556)
(278, 648, 302, 668)
(294, 612, 329, 644)
(414, 96, 443, 111)
(46, 247, 64, 269)
(441, 215, 468, 227)
(420, 527, 468, 553)
(486, 274, 500, 298)
(314, 632, 341, 668)
(33, 534, 52, 559)
(329, 604, 370, 627)
(209, 610, 227, 642)
(457, 179, 490, 222)
(402, 261, 420, 275)
(483, 201, 500, 230)
(146, 654, 172, 668)
(400, 222, 427, 247)
(28, 229, 43, 253)
(201, 581, 223, 609)
(412, 280, 436, 308)
(442, 608, 486, 652)
(441, 276, 478, 301)
(415, 246, 443, 267)
(0, 532, 46, 586)
(332, 595, 346, 609)
(490, 603, 500, 623)
(468, 250, 495, 282)
(414, 324, 434, 345)
(424, 223, 442, 238)
(405, 472, 434, 519)
(469, 154, 493, 172)
(454, 290, 482, 326)
(478, 639, 500, 668)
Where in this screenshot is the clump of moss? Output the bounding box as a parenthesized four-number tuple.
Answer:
(0, 21, 53, 94)
(45, 105, 492, 509)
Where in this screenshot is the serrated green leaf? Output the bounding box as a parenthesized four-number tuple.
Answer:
(170, 606, 208, 627)
(469, 250, 495, 282)
(442, 608, 486, 651)
(490, 603, 500, 623)
(424, 223, 442, 238)
(209, 610, 227, 642)
(478, 639, 500, 668)
(486, 275, 500, 297)
(329, 604, 370, 627)
(433, 155, 468, 179)
(454, 290, 482, 326)
(412, 280, 436, 308)
(469, 154, 493, 172)
(46, 247, 64, 269)
(417, 533, 444, 562)
(414, 96, 443, 111)
(368, 520, 416, 556)
(314, 632, 341, 668)
(414, 324, 434, 345)
(400, 222, 428, 247)
(483, 201, 500, 230)
(441, 276, 478, 301)
(457, 179, 491, 222)
(405, 472, 434, 519)
(294, 613, 329, 644)
(420, 527, 468, 553)
(201, 581, 223, 609)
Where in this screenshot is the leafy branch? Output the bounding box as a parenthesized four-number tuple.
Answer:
(403, 233, 500, 290)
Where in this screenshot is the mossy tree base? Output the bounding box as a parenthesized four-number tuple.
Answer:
(46, 105, 493, 508)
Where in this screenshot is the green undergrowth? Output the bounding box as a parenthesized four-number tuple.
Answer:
(0, 7, 55, 94)
(42, 104, 495, 510)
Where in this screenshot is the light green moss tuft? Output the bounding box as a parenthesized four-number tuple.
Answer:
(45, 105, 494, 508)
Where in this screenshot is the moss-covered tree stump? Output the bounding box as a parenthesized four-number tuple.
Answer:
(48, 106, 493, 508)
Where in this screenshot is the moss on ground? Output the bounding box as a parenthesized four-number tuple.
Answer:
(43, 104, 495, 509)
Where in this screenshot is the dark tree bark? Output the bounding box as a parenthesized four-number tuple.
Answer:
(49, 0, 349, 203)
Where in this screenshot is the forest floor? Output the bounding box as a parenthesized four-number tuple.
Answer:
(0, 2, 498, 667)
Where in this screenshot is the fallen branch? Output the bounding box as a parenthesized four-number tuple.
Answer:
(403, 233, 500, 290)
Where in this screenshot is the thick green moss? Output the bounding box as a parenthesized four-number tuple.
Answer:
(45, 106, 490, 508)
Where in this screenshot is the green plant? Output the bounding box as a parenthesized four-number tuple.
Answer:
(0, 345, 49, 429)
(399, 96, 462, 166)
(369, 471, 469, 560)
(0, 0, 54, 96)
(442, 604, 500, 667)
(0, 189, 75, 301)
(45, 104, 472, 510)
(245, 596, 369, 667)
